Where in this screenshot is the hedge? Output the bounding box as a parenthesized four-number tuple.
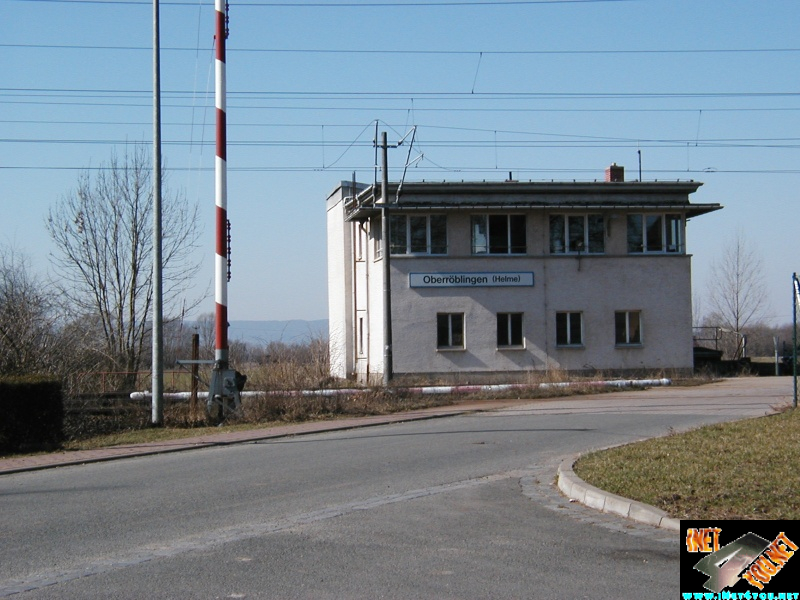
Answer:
(0, 377, 63, 453)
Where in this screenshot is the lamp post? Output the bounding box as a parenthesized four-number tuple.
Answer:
(379, 132, 392, 385)
(151, 0, 163, 425)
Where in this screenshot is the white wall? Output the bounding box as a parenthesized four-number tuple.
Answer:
(328, 184, 702, 382)
(386, 213, 694, 378)
(325, 187, 352, 379)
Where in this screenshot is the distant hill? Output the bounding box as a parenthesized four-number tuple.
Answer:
(227, 320, 328, 346)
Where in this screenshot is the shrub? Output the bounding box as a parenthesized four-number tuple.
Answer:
(0, 377, 64, 453)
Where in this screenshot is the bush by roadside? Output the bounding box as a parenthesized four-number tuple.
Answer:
(0, 377, 63, 452)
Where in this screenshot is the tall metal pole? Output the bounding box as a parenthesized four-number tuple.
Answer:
(793, 272, 798, 408)
(214, 0, 229, 374)
(205, 0, 241, 419)
(380, 132, 393, 385)
(151, 0, 164, 426)
(190, 333, 199, 420)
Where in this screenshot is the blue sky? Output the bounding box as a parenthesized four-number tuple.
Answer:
(4, 0, 799, 325)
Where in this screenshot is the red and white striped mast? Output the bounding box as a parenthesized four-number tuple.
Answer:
(209, 0, 239, 416)
(214, 0, 228, 372)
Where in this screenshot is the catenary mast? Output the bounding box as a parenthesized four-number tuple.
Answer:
(214, 0, 228, 370)
(208, 0, 241, 417)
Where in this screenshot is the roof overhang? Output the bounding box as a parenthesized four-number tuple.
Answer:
(345, 180, 720, 221)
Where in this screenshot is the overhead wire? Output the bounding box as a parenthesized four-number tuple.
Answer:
(4, 42, 800, 56)
(6, 3, 800, 177)
(6, 0, 661, 7)
(4, 164, 800, 175)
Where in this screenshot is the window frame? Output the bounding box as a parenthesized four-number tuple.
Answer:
(471, 214, 527, 255)
(389, 214, 448, 256)
(627, 213, 684, 254)
(357, 315, 366, 356)
(549, 214, 605, 255)
(436, 313, 465, 350)
(372, 216, 383, 260)
(614, 310, 642, 346)
(555, 312, 584, 347)
(497, 313, 524, 349)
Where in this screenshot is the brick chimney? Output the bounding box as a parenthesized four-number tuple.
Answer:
(605, 163, 624, 182)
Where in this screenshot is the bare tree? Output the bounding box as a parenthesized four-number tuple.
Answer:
(0, 246, 62, 375)
(195, 312, 216, 360)
(46, 144, 203, 387)
(706, 232, 769, 359)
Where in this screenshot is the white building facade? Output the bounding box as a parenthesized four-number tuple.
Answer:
(326, 166, 721, 384)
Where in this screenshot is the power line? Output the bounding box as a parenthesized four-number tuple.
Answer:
(4, 87, 800, 100)
(6, 113, 800, 132)
(4, 136, 800, 150)
(9, 0, 641, 7)
(4, 164, 800, 175)
(5, 106, 800, 117)
(5, 42, 800, 55)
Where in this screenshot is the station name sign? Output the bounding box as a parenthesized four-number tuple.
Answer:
(409, 272, 534, 288)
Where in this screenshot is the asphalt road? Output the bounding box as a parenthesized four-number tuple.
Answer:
(0, 377, 790, 599)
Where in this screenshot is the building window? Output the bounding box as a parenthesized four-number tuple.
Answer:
(390, 214, 447, 255)
(556, 312, 583, 346)
(437, 313, 465, 349)
(471, 214, 526, 254)
(497, 313, 524, 348)
(549, 215, 604, 254)
(615, 311, 642, 345)
(627, 214, 683, 253)
(355, 223, 364, 261)
(372, 217, 383, 259)
(357, 316, 365, 356)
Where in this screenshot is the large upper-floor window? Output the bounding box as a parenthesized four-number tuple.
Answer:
(549, 215, 604, 254)
(390, 214, 447, 255)
(471, 214, 526, 254)
(627, 214, 683, 254)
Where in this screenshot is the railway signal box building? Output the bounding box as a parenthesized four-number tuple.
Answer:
(326, 165, 721, 384)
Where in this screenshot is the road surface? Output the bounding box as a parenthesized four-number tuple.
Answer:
(0, 377, 790, 599)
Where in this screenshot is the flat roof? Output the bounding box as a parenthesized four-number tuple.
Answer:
(343, 179, 721, 221)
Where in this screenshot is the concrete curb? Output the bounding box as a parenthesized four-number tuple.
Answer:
(557, 454, 679, 531)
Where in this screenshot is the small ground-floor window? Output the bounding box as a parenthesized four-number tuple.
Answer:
(437, 313, 465, 349)
(615, 310, 642, 345)
(556, 312, 583, 346)
(357, 316, 365, 356)
(497, 313, 524, 348)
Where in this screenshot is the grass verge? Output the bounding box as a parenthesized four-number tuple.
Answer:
(8, 377, 642, 455)
(60, 422, 279, 451)
(573, 406, 800, 520)
(60, 392, 461, 451)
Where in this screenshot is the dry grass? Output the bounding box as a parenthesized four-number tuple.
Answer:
(61, 422, 268, 451)
(573, 406, 800, 520)
(8, 371, 714, 461)
(237, 388, 458, 424)
(50, 372, 648, 452)
(53, 389, 462, 452)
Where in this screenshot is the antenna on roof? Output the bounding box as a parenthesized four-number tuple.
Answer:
(373, 120, 379, 201)
(638, 148, 643, 181)
(395, 126, 418, 202)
